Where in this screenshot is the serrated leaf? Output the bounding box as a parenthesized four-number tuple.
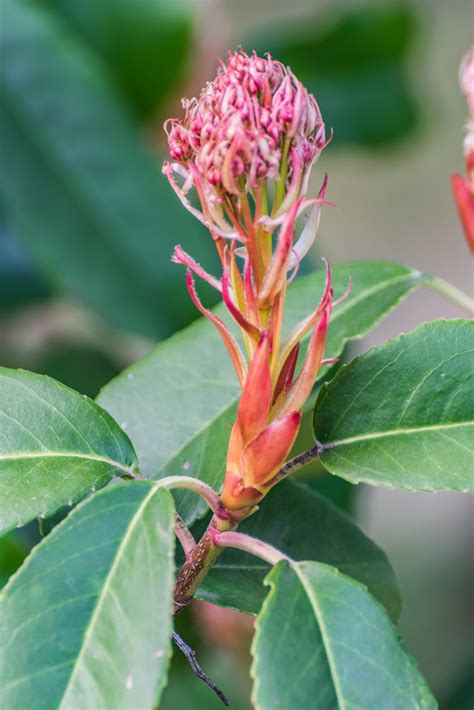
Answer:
(0, 481, 175, 709)
(0, 367, 139, 534)
(195, 479, 401, 621)
(0, 0, 213, 339)
(252, 560, 436, 710)
(98, 261, 426, 524)
(314, 319, 474, 492)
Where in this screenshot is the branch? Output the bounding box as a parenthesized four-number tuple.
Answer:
(172, 631, 230, 706)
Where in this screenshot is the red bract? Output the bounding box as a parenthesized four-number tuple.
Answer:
(452, 174, 474, 252)
(452, 47, 474, 253)
(164, 49, 345, 512)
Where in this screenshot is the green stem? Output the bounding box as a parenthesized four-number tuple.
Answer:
(427, 276, 474, 315)
(158, 475, 228, 520)
(212, 530, 289, 566)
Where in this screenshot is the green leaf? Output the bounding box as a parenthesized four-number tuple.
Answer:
(0, 0, 213, 339)
(0, 367, 139, 534)
(1, 481, 175, 709)
(47, 0, 193, 117)
(315, 319, 474, 492)
(98, 261, 426, 524)
(252, 560, 436, 709)
(195, 479, 401, 621)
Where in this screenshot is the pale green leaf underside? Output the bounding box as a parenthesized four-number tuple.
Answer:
(0, 368, 139, 534)
(315, 319, 474, 492)
(252, 560, 437, 710)
(99, 261, 425, 524)
(0, 481, 175, 710)
(195, 479, 401, 620)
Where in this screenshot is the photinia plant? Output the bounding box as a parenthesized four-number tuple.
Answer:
(1, 48, 473, 709)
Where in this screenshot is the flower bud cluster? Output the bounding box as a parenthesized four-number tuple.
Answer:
(165, 50, 344, 513)
(165, 50, 324, 199)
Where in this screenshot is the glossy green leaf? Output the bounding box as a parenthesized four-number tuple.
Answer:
(99, 261, 425, 524)
(47, 0, 192, 117)
(1, 481, 175, 709)
(0, 0, 212, 339)
(0, 367, 139, 534)
(252, 560, 436, 709)
(195, 479, 401, 621)
(315, 319, 474, 492)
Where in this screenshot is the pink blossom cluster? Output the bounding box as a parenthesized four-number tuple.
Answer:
(163, 50, 326, 238)
(165, 50, 346, 512)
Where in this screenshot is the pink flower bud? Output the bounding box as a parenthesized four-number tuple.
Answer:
(164, 49, 325, 219)
(165, 50, 337, 513)
(459, 47, 474, 118)
(453, 47, 474, 253)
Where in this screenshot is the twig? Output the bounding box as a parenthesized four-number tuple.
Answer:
(172, 631, 230, 706)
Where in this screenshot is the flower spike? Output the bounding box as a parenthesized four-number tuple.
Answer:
(165, 49, 335, 513)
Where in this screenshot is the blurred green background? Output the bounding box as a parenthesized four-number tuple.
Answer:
(1, 0, 472, 708)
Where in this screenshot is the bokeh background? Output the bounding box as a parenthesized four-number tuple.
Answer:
(1, 0, 473, 707)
